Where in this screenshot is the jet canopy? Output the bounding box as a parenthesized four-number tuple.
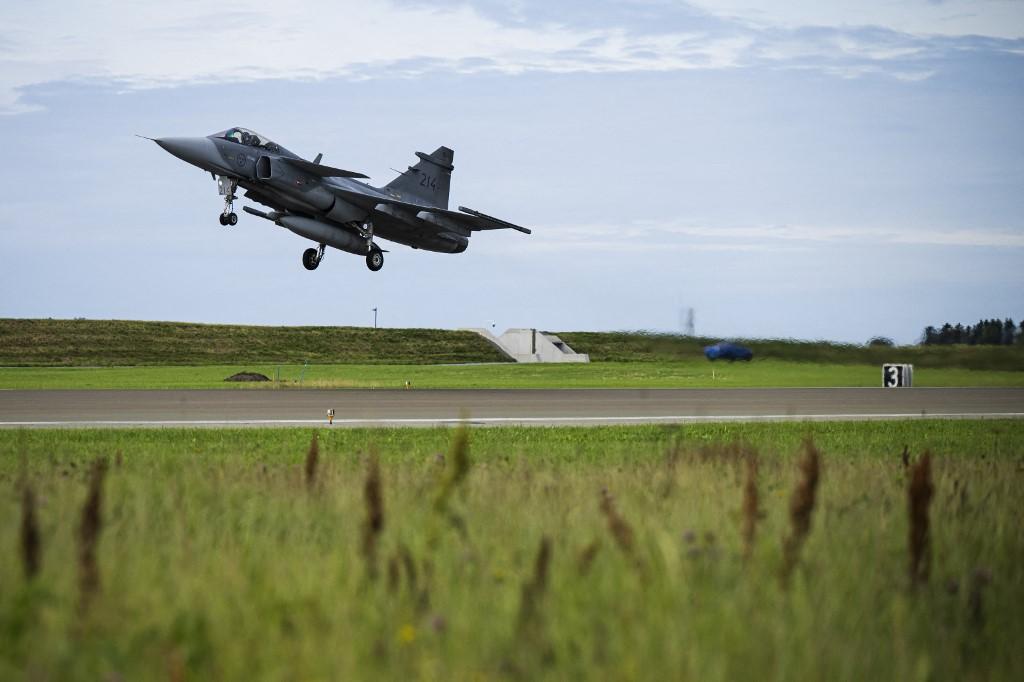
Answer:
(216, 127, 281, 153)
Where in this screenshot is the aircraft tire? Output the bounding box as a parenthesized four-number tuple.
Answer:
(366, 248, 384, 272)
(228, 212, 238, 226)
(218, 214, 228, 226)
(302, 248, 320, 271)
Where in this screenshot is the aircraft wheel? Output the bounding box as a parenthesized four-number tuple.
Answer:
(228, 212, 238, 226)
(302, 248, 320, 271)
(366, 248, 384, 272)
(218, 213, 228, 226)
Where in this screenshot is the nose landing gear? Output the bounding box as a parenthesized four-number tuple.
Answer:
(217, 175, 238, 226)
(303, 243, 326, 271)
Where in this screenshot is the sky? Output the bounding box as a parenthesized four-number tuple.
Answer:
(0, 1, 1022, 343)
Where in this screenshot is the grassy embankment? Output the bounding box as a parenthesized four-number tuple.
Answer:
(2, 420, 1022, 679)
(2, 319, 1022, 389)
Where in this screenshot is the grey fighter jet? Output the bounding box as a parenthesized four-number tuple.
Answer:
(148, 127, 530, 271)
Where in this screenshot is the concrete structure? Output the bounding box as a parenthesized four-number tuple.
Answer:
(463, 328, 590, 363)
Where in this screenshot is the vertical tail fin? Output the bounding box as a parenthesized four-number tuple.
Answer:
(383, 146, 454, 209)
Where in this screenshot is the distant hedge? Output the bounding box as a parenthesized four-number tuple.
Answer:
(556, 331, 1024, 371)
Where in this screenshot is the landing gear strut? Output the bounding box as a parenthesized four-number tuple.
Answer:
(217, 176, 238, 226)
(302, 243, 326, 271)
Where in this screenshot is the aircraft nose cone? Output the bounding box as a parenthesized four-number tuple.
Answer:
(155, 137, 217, 170)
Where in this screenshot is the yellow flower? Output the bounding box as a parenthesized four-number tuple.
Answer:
(397, 624, 417, 645)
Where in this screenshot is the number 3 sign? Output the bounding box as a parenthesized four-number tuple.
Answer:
(883, 364, 913, 388)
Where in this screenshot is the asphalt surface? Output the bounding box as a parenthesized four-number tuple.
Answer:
(1, 388, 1022, 427)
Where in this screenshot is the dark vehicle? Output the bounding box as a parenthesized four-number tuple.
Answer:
(704, 342, 753, 362)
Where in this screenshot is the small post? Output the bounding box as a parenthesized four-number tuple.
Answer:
(327, 408, 335, 425)
(373, 307, 378, 329)
(299, 360, 309, 387)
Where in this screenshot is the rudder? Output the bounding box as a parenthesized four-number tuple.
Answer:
(383, 146, 454, 208)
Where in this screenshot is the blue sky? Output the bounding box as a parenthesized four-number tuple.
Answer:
(1, 1, 1021, 343)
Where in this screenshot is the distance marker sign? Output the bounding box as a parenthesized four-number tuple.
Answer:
(882, 364, 913, 388)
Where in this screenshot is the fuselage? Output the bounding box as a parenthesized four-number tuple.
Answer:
(156, 130, 467, 254)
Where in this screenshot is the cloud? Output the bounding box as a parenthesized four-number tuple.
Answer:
(686, 1, 1024, 39)
(1, 0, 1021, 113)
(490, 220, 1024, 254)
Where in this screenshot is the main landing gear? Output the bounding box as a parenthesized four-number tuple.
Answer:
(300, 220, 384, 273)
(366, 247, 384, 272)
(358, 220, 384, 272)
(217, 175, 238, 226)
(303, 243, 326, 271)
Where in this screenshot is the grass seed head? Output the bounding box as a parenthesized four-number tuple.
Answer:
(20, 483, 41, 580)
(78, 458, 108, 610)
(517, 535, 553, 633)
(968, 567, 992, 630)
(305, 431, 319, 490)
(780, 438, 820, 586)
(361, 453, 385, 579)
(741, 449, 760, 562)
(434, 424, 471, 513)
(599, 489, 635, 556)
(577, 539, 601, 576)
(908, 452, 935, 586)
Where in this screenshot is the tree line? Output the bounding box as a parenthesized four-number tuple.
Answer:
(921, 318, 1021, 345)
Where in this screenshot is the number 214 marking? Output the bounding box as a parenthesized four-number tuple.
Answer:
(419, 175, 438, 191)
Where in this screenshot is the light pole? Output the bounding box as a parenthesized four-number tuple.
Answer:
(372, 307, 378, 329)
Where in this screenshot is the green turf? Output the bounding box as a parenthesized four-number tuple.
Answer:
(4, 319, 1021, 390)
(1, 421, 1021, 680)
(0, 319, 509, 366)
(4, 319, 1022, 372)
(1, 359, 1022, 390)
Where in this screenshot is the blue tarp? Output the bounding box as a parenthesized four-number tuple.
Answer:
(704, 342, 753, 361)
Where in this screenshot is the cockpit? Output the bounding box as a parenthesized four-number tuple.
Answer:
(215, 127, 281, 153)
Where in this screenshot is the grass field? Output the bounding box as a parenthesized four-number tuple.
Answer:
(0, 319, 509, 366)
(2, 359, 1022, 390)
(2, 421, 1022, 680)
(3, 319, 1021, 390)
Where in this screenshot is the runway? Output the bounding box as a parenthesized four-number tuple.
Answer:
(1, 388, 1022, 427)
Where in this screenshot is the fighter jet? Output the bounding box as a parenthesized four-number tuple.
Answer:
(148, 127, 530, 271)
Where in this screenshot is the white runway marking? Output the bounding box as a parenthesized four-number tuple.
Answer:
(2, 412, 1023, 428)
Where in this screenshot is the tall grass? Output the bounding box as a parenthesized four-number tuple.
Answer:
(1, 422, 1022, 680)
